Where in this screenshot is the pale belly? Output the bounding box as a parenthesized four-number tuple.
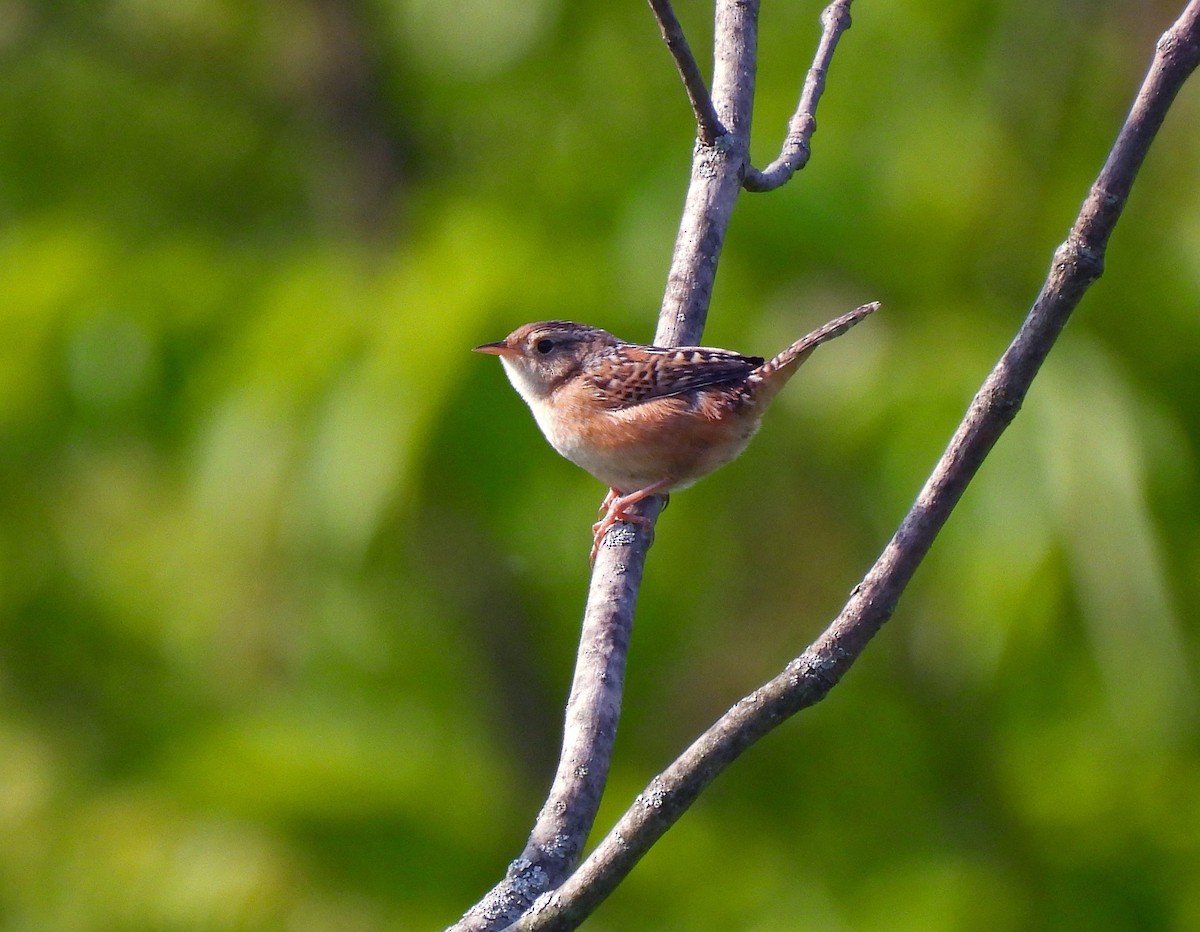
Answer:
(538, 394, 763, 493)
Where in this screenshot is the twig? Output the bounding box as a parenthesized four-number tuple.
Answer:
(744, 0, 854, 192)
(506, 4, 1200, 928)
(647, 0, 727, 144)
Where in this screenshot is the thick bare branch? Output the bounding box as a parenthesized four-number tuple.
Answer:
(507, 4, 1200, 927)
(647, 0, 727, 144)
(743, 0, 854, 192)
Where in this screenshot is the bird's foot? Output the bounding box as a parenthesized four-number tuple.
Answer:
(589, 482, 670, 562)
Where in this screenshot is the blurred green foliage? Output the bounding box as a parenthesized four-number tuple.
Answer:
(0, 0, 1198, 928)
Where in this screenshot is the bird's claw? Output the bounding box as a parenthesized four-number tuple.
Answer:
(589, 487, 661, 562)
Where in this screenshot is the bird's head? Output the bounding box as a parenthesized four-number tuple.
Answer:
(473, 321, 618, 405)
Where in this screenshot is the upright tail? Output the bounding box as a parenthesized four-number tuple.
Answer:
(752, 301, 880, 393)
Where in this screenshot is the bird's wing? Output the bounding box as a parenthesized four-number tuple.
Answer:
(584, 344, 764, 409)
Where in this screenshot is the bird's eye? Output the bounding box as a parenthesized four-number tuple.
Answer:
(535, 338, 555, 355)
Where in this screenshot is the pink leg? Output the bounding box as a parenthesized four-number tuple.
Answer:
(596, 487, 620, 517)
(590, 480, 672, 562)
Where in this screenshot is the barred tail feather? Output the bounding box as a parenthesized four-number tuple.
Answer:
(754, 301, 880, 384)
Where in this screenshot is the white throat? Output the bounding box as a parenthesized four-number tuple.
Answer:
(499, 357, 562, 448)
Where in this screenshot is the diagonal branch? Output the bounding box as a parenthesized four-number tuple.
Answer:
(506, 3, 1200, 928)
(743, 0, 854, 192)
(647, 0, 727, 144)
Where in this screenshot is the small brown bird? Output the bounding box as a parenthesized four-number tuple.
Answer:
(474, 301, 879, 560)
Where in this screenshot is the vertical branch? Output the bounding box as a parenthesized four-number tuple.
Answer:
(453, 2, 864, 929)
(656, 0, 761, 347)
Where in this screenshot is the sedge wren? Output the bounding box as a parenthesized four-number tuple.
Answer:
(474, 301, 879, 560)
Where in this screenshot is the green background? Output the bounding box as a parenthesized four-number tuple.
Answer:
(2, 0, 1198, 928)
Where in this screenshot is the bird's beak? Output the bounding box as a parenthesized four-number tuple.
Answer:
(472, 341, 520, 357)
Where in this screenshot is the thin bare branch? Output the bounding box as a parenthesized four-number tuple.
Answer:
(507, 4, 1200, 927)
(743, 0, 854, 192)
(648, 0, 727, 144)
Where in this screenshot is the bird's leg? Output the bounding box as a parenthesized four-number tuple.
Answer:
(590, 479, 672, 562)
(596, 487, 620, 517)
